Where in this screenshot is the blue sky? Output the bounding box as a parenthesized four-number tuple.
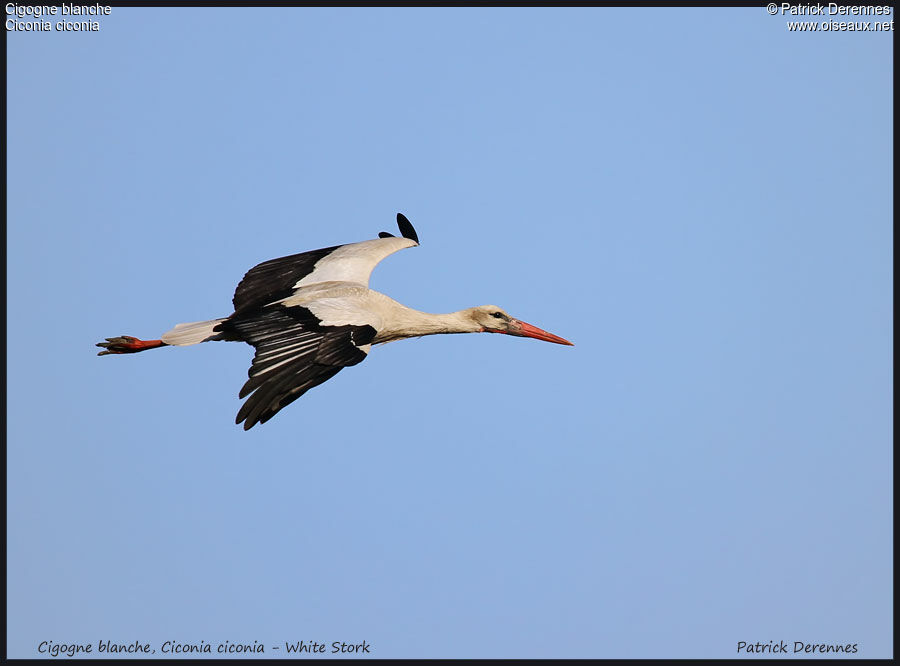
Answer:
(7, 7, 892, 659)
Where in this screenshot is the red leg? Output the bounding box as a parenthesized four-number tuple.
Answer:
(96, 335, 168, 355)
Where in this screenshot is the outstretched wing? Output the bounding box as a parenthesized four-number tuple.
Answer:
(217, 305, 378, 430)
(232, 213, 419, 313)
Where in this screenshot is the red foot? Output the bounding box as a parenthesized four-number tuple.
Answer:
(96, 336, 167, 355)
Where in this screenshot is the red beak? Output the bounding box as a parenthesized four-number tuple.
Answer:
(506, 319, 574, 346)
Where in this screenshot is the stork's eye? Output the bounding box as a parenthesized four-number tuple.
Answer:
(491, 312, 504, 319)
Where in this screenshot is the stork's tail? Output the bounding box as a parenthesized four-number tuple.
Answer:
(96, 336, 167, 355)
(160, 318, 227, 346)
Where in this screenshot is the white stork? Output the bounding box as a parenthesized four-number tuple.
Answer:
(97, 214, 573, 430)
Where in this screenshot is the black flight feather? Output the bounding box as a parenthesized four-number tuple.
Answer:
(378, 231, 395, 238)
(397, 213, 419, 243)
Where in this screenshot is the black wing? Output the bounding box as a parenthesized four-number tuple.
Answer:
(232, 244, 342, 314)
(217, 305, 376, 430)
(233, 213, 419, 315)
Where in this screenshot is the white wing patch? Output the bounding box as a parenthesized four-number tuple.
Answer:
(304, 297, 384, 329)
(293, 237, 417, 289)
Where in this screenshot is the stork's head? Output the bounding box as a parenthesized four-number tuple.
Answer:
(466, 305, 574, 346)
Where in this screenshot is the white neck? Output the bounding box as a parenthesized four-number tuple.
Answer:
(372, 305, 480, 344)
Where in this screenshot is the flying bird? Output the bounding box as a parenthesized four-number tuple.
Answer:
(97, 214, 573, 430)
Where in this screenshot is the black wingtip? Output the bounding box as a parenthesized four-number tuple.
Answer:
(378, 231, 395, 238)
(397, 213, 419, 244)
